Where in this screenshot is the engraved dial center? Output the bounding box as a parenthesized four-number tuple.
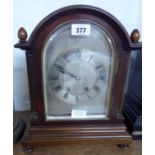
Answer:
(59, 60, 96, 95)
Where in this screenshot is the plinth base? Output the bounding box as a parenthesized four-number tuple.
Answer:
(21, 121, 132, 150)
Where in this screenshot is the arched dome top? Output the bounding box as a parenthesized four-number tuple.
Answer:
(28, 5, 131, 50)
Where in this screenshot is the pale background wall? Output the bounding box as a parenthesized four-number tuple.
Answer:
(13, 0, 142, 111)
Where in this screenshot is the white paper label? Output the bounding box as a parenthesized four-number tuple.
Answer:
(71, 110, 87, 118)
(71, 24, 90, 36)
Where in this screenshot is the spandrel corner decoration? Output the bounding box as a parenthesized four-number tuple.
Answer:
(14, 5, 141, 152)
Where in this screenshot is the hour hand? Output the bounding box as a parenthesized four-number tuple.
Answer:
(54, 64, 80, 81)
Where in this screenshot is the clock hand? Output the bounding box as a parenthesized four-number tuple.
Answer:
(54, 65, 80, 81)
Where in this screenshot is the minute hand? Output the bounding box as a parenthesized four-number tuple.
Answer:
(54, 65, 80, 81)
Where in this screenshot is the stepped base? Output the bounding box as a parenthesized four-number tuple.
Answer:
(21, 122, 132, 149)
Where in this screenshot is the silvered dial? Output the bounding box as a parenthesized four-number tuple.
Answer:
(48, 48, 108, 104)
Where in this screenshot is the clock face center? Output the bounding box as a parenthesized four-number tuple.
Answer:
(59, 59, 96, 95)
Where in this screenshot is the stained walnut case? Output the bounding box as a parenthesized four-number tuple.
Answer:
(14, 5, 141, 152)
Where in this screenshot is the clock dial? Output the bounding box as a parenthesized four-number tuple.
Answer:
(43, 21, 115, 120)
(48, 49, 108, 104)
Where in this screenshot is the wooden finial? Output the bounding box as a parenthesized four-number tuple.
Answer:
(130, 29, 140, 43)
(18, 27, 27, 42)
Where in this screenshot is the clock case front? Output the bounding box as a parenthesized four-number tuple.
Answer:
(14, 5, 139, 149)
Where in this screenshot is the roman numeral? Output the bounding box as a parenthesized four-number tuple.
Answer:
(94, 86, 100, 92)
(95, 64, 102, 70)
(87, 94, 91, 100)
(51, 76, 59, 80)
(64, 92, 68, 100)
(76, 51, 81, 58)
(55, 85, 61, 92)
(88, 55, 93, 62)
(84, 87, 89, 92)
(97, 75, 107, 81)
(75, 96, 79, 104)
(63, 55, 70, 62)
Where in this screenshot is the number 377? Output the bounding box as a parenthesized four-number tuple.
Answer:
(76, 28, 86, 33)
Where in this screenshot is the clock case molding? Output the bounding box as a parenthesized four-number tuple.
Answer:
(14, 5, 141, 150)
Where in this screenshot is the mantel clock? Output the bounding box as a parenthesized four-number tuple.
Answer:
(14, 5, 141, 152)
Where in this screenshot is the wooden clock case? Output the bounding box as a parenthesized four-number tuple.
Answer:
(14, 5, 141, 151)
